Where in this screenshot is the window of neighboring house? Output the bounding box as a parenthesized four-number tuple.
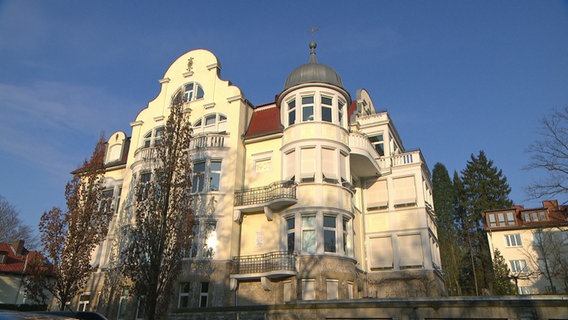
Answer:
(77, 293, 90, 312)
(302, 215, 316, 254)
(137, 172, 152, 201)
(488, 214, 497, 227)
(178, 282, 190, 308)
(505, 234, 522, 247)
(538, 211, 547, 221)
(506, 211, 515, 225)
(510, 259, 528, 273)
(287, 217, 295, 254)
(191, 159, 222, 193)
(143, 127, 164, 148)
(302, 96, 314, 122)
(531, 211, 538, 222)
(369, 134, 385, 156)
(288, 99, 296, 125)
(182, 82, 205, 102)
(324, 215, 337, 253)
(321, 96, 333, 122)
(497, 212, 505, 226)
(199, 282, 209, 307)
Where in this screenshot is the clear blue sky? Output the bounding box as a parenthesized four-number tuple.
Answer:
(1, 1, 567, 231)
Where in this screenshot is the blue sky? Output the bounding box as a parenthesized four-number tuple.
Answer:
(1, 1, 567, 231)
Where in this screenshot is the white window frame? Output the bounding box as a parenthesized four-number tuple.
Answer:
(191, 159, 222, 193)
(510, 259, 528, 273)
(178, 282, 191, 308)
(181, 82, 204, 102)
(504, 234, 522, 247)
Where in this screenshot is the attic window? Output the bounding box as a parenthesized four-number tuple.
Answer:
(182, 82, 204, 102)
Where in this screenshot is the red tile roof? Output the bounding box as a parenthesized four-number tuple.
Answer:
(244, 105, 283, 138)
(0, 243, 43, 275)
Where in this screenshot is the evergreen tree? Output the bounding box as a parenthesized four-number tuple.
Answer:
(432, 163, 461, 295)
(460, 151, 513, 295)
(492, 249, 516, 295)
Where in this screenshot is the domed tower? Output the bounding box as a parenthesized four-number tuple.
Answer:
(277, 42, 360, 301)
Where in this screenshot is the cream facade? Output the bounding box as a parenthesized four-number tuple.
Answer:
(81, 43, 443, 317)
(483, 200, 568, 295)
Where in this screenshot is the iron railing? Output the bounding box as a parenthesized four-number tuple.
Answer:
(231, 251, 296, 275)
(234, 180, 297, 207)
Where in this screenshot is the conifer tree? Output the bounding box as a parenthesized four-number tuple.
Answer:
(432, 163, 462, 295)
(492, 249, 516, 295)
(460, 151, 513, 295)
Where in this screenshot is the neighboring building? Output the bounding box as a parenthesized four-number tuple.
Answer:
(80, 42, 443, 317)
(0, 240, 49, 306)
(483, 200, 568, 295)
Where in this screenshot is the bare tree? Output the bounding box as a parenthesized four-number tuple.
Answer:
(530, 228, 568, 294)
(27, 136, 113, 310)
(0, 195, 39, 249)
(526, 106, 568, 201)
(121, 96, 194, 320)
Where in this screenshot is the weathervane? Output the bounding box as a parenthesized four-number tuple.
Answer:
(309, 26, 319, 39)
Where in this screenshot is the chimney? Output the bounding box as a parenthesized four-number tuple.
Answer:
(11, 239, 25, 256)
(542, 200, 559, 210)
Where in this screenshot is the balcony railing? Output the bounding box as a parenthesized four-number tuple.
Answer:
(189, 133, 226, 150)
(377, 150, 423, 169)
(133, 146, 158, 162)
(234, 180, 297, 207)
(231, 251, 296, 277)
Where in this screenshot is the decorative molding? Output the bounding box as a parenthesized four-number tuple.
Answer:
(233, 209, 242, 223)
(227, 95, 243, 103)
(264, 206, 273, 221)
(159, 78, 170, 84)
(182, 71, 194, 78)
(203, 102, 216, 110)
(207, 63, 219, 71)
(229, 278, 238, 291)
(261, 276, 271, 291)
(153, 116, 165, 122)
(130, 120, 143, 127)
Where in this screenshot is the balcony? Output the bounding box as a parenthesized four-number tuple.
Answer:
(133, 146, 158, 162)
(234, 181, 297, 217)
(230, 251, 296, 280)
(349, 132, 382, 177)
(189, 133, 227, 150)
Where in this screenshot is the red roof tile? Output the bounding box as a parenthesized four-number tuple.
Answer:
(0, 243, 44, 275)
(245, 106, 282, 138)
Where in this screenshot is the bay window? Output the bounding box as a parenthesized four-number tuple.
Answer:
(286, 212, 352, 256)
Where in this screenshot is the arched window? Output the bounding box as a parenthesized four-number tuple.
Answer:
(142, 127, 164, 148)
(193, 113, 228, 133)
(181, 82, 204, 102)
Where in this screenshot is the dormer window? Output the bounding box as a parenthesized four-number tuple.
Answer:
(182, 82, 204, 102)
(143, 127, 164, 148)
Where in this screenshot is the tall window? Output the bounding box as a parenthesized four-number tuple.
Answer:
(302, 96, 314, 121)
(288, 99, 296, 125)
(143, 127, 164, 148)
(192, 159, 222, 193)
(369, 134, 385, 156)
(182, 82, 204, 102)
(136, 296, 145, 320)
(178, 282, 190, 308)
(287, 217, 295, 254)
(324, 216, 336, 253)
(321, 96, 332, 122)
(137, 172, 152, 201)
(506, 211, 515, 225)
(338, 100, 345, 125)
(189, 221, 217, 258)
(488, 214, 497, 227)
(302, 216, 316, 253)
(199, 282, 209, 307)
(99, 188, 114, 214)
(77, 293, 90, 312)
(342, 218, 349, 254)
(505, 234, 522, 247)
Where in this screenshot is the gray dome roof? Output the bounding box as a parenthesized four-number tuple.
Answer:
(284, 41, 343, 90)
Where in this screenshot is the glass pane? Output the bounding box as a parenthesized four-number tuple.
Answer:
(324, 230, 336, 252)
(321, 96, 332, 105)
(288, 100, 296, 109)
(205, 115, 216, 126)
(210, 172, 220, 191)
(210, 160, 222, 171)
(303, 106, 314, 121)
(194, 162, 206, 172)
(302, 96, 314, 104)
(303, 216, 316, 228)
(322, 107, 332, 122)
(302, 230, 316, 253)
(287, 218, 295, 230)
(287, 232, 295, 253)
(324, 216, 336, 228)
(197, 86, 204, 99)
(289, 110, 296, 125)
